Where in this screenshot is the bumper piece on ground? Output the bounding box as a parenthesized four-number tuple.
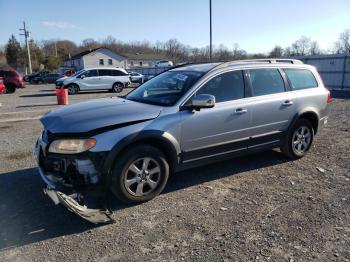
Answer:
(43, 187, 115, 224)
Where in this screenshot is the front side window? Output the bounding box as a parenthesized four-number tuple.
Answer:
(196, 70, 245, 103)
(126, 71, 204, 106)
(248, 68, 285, 96)
(84, 70, 98, 78)
(99, 59, 104, 66)
(283, 68, 318, 90)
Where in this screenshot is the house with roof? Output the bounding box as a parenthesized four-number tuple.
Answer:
(123, 53, 170, 68)
(64, 47, 171, 70)
(63, 47, 127, 70)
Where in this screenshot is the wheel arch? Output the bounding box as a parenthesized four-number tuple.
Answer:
(291, 110, 320, 135)
(102, 131, 181, 175)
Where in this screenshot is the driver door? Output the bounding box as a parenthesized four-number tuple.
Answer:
(78, 69, 99, 90)
(180, 70, 252, 163)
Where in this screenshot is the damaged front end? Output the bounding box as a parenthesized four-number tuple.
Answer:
(34, 131, 114, 224)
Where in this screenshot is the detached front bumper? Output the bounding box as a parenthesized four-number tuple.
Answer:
(35, 139, 114, 224)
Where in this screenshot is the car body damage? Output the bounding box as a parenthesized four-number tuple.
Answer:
(34, 97, 164, 223)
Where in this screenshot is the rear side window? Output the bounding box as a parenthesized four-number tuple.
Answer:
(197, 70, 245, 103)
(283, 69, 318, 90)
(248, 69, 285, 96)
(110, 70, 127, 76)
(99, 69, 112, 76)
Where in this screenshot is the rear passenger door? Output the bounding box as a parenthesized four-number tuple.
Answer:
(247, 68, 297, 147)
(98, 69, 114, 90)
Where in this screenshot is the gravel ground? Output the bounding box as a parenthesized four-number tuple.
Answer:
(0, 86, 349, 261)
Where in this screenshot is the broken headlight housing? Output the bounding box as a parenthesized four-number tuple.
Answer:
(48, 138, 96, 154)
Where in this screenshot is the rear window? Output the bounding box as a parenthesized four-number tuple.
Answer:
(248, 68, 285, 96)
(283, 69, 318, 90)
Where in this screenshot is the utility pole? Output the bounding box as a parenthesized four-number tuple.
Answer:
(54, 41, 58, 57)
(209, 0, 212, 62)
(19, 21, 32, 74)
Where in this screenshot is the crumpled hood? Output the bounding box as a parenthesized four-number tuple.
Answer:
(41, 98, 162, 134)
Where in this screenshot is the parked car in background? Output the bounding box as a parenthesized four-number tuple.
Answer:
(0, 69, 25, 93)
(39, 73, 63, 84)
(59, 67, 131, 95)
(143, 75, 155, 82)
(34, 59, 330, 223)
(128, 72, 144, 84)
(0, 77, 5, 94)
(24, 71, 50, 83)
(155, 60, 173, 67)
(63, 70, 75, 77)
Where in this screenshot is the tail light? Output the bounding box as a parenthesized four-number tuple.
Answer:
(327, 91, 331, 105)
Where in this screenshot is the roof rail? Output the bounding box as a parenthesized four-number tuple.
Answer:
(213, 58, 303, 71)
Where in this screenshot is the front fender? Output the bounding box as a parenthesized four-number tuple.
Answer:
(101, 130, 181, 175)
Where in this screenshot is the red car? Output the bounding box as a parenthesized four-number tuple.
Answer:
(0, 77, 5, 94)
(0, 69, 25, 93)
(63, 70, 75, 77)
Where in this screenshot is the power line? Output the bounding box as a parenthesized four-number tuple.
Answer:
(19, 21, 32, 74)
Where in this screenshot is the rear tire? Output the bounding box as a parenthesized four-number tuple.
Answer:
(67, 84, 79, 95)
(5, 84, 16, 94)
(109, 145, 169, 204)
(281, 119, 314, 159)
(112, 82, 124, 93)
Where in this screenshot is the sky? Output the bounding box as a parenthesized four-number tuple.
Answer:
(0, 0, 349, 53)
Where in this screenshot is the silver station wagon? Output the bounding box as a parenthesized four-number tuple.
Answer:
(35, 59, 330, 223)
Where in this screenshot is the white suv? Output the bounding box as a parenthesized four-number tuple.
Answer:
(61, 67, 130, 95)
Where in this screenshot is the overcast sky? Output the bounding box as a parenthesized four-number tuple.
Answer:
(0, 0, 349, 53)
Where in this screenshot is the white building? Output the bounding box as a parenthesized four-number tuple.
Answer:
(64, 48, 127, 70)
(64, 47, 170, 70)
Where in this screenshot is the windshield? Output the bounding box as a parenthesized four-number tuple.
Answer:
(126, 71, 204, 106)
(72, 69, 85, 77)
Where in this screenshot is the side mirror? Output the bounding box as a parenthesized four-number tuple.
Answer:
(184, 94, 215, 111)
(80, 75, 85, 79)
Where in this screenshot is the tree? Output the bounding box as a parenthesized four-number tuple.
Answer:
(291, 36, 311, 56)
(81, 38, 99, 50)
(269, 46, 283, 58)
(5, 35, 21, 68)
(334, 29, 350, 54)
(43, 55, 61, 71)
(309, 41, 321, 55)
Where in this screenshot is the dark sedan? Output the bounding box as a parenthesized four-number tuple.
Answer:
(33, 73, 63, 84)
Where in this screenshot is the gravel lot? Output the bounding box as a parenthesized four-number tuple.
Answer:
(0, 85, 349, 261)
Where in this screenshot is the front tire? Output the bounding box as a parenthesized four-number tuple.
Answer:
(281, 119, 314, 159)
(109, 145, 169, 204)
(67, 84, 79, 95)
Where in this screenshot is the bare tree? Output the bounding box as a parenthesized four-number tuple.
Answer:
(269, 46, 283, 58)
(334, 29, 350, 54)
(291, 36, 312, 56)
(310, 41, 321, 55)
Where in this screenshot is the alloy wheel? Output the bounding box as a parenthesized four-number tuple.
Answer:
(292, 126, 311, 154)
(124, 157, 161, 197)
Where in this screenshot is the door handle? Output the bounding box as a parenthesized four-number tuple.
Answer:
(235, 108, 247, 114)
(282, 100, 294, 106)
